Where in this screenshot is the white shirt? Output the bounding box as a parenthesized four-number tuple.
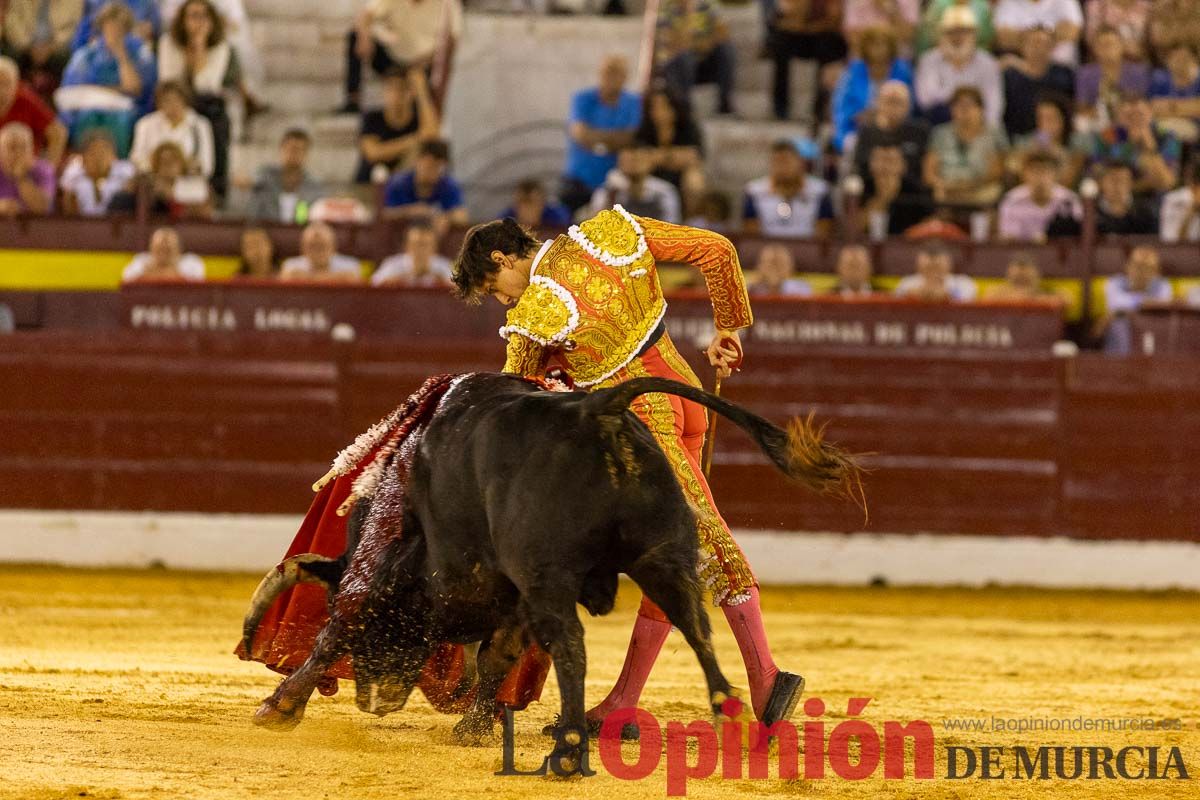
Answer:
(742, 175, 833, 239)
(367, 0, 463, 62)
(129, 109, 215, 177)
(993, 0, 1084, 65)
(1158, 187, 1200, 242)
(280, 254, 362, 279)
(915, 49, 1005, 126)
(157, 36, 234, 95)
(59, 157, 137, 217)
(371, 253, 453, 286)
(122, 253, 207, 282)
(894, 273, 980, 302)
(588, 171, 682, 224)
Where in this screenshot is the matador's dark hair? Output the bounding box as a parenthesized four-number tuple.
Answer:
(451, 218, 540, 303)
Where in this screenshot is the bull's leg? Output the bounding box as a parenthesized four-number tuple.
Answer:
(521, 593, 590, 777)
(627, 555, 736, 719)
(451, 627, 524, 746)
(254, 615, 350, 731)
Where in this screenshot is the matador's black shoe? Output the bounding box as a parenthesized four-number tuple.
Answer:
(541, 714, 640, 741)
(760, 671, 805, 727)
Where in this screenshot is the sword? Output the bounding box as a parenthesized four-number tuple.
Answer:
(701, 335, 743, 477)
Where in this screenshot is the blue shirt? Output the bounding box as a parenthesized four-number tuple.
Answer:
(73, 0, 161, 51)
(383, 170, 464, 210)
(498, 202, 572, 227)
(832, 58, 914, 152)
(62, 34, 157, 114)
(563, 87, 642, 190)
(1148, 69, 1200, 103)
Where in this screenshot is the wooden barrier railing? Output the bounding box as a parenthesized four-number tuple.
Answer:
(1, 326, 1197, 541)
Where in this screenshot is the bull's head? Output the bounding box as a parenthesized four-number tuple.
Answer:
(346, 534, 435, 717)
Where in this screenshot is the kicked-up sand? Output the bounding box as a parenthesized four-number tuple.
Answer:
(1, 564, 1197, 799)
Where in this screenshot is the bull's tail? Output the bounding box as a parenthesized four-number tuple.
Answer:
(585, 376, 867, 512)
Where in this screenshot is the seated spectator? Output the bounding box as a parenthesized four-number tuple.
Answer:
(830, 244, 876, 296)
(1148, 43, 1200, 138)
(160, 0, 267, 116)
(588, 147, 682, 223)
(1098, 245, 1172, 353)
(998, 149, 1082, 241)
(248, 129, 325, 223)
(73, 0, 159, 48)
(851, 80, 929, 184)
(382, 138, 468, 232)
(560, 55, 642, 213)
(684, 189, 733, 232)
(748, 243, 812, 296)
(861, 144, 933, 237)
(844, 0, 918, 56)
(1159, 160, 1200, 241)
(768, 0, 846, 122)
(656, 0, 736, 116)
(831, 27, 913, 153)
(1, 2, 82, 102)
(743, 138, 833, 239)
(356, 66, 439, 184)
(0, 301, 13, 334)
(1075, 26, 1151, 127)
(914, 6, 1003, 126)
(1001, 26, 1076, 139)
(915, 0, 995, 55)
(280, 222, 362, 283)
(371, 221, 452, 287)
(1007, 94, 1089, 186)
(129, 81, 214, 179)
(338, 0, 461, 114)
(0, 56, 67, 163)
(57, 1, 156, 156)
(993, 0, 1083, 66)
(498, 179, 571, 230)
(60, 129, 135, 215)
(0, 121, 54, 215)
(122, 226, 205, 282)
(1148, 0, 1200, 65)
(1084, 0, 1151, 62)
(158, 0, 237, 198)
(895, 241, 979, 300)
(983, 253, 1059, 301)
(1088, 92, 1181, 195)
(111, 140, 212, 218)
(633, 85, 704, 192)
(923, 86, 1009, 209)
(237, 227, 276, 278)
(1095, 160, 1159, 234)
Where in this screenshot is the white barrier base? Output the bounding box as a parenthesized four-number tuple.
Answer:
(1, 510, 1198, 590)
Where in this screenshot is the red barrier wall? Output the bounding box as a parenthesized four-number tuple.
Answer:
(1, 328, 1196, 541)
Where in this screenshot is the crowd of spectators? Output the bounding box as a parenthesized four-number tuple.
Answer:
(4, 0, 1200, 352)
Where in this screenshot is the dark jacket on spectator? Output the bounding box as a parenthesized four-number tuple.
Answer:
(248, 166, 325, 223)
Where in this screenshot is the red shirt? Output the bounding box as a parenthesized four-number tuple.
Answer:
(0, 84, 57, 155)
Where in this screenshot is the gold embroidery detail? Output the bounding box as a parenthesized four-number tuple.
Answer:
(502, 281, 573, 344)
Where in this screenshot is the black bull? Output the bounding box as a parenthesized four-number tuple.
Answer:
(242, 373, 862, 773)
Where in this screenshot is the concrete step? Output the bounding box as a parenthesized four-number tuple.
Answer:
(229, 140, 361, 186)
(701, 115, 811, 194)
(245, 0, 357, 21)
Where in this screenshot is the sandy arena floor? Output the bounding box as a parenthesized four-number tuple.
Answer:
(0, 564, 1197, 799)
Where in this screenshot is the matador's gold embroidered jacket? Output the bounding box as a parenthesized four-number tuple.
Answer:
(500, 205, 753, 387)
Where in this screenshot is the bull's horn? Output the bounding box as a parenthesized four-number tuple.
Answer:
(312, 468, 337, 493)
(241, 554, 337, 654)
(336, 493, 358, 517)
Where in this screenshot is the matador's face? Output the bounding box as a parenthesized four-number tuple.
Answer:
(483, 254, 531, 306)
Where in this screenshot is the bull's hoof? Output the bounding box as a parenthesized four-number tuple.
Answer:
(252, 696, 306, 731)
(356, 681, 413, 717)
(542, 715, 638, 741)
(547, 737, 589, 778)
(451, 713, 494, 746)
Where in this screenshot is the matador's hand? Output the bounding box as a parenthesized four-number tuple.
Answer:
(706, 330, 743, 380)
